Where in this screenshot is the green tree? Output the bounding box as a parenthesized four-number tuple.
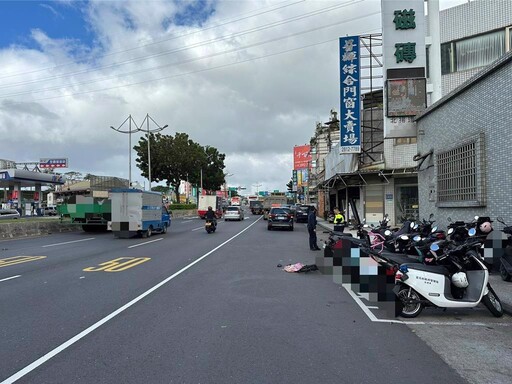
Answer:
(201, 146, 226, 193)
(134, 132, 225, 203)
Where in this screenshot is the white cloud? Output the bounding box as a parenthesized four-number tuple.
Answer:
(0, 0, 464, 193)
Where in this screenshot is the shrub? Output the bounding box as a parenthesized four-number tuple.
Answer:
(169, 203, 197, 210)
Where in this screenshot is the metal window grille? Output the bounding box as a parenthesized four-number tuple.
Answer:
(437, 141, 477, 202)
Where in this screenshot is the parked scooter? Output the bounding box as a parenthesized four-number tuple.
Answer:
(205, 219, 216, 234)
(496, 217, 512, 281)
(393, 227, 504, 318)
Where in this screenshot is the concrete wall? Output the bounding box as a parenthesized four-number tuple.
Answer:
(417, 59, 512, 230)
(0, 221, 81, 240)
(0, 210, 198, 240)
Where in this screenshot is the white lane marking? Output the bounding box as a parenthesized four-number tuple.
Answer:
(182, 220, 193, 223)
(344, 285, 512, 326)
(0, 275, 21, 283)
(42, 238, 95, 248)
(192, 227, 204, 231)
(1, 217, 263, 384)
(127, 238, 163, 249)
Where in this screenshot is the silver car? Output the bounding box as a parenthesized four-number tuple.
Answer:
(0, 209, 20, 220)
(224, 206, 244, 221)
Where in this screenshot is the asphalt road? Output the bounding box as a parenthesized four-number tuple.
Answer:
(0, 213, 480, 383)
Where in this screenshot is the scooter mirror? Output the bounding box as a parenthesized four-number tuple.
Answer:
(400, 235, 409, 241)
(497, 217, 505, 224)
(448, 228, 454, 235)
(431, 226, 438, 233)
(410, 222, 415, 228)
(447, 217, 452, 222)
(468, 228, 477, 236)
(413, 235, 421, 242)
(430, 243, 440, 252)
(474, 216, 479, 221)
(429, 213, 434, 219)
(384, 230, 392, 236)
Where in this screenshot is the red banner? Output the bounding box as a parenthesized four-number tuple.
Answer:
(34, 192, 40, 201)
(293, 145, 311, 170)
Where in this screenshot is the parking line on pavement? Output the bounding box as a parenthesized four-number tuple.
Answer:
(0, 216, 263, 384)
(42, 238, 95, 248)
(344, 285, 512, 327)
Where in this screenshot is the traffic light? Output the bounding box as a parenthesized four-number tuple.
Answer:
(286, 180, 293, 193)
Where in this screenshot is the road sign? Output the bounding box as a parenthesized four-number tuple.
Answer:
(39, 158, 68, 168)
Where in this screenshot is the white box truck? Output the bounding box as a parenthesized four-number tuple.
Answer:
(197, 195, 222, 219)
(108, 189, 171, 238)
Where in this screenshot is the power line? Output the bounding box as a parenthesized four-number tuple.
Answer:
(0, 0, 306, 80)
(18, 24, 382, 102)
(0, 0, 362, 90)
(0, 8, 378, 100)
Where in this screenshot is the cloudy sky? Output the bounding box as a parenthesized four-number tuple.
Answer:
(0, 0, 468, 195)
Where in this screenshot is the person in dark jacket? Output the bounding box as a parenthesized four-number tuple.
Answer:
(205, 206, 217, 227)
(307, 206, 321, 251)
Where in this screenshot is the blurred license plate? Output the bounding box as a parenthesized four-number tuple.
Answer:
(277, 216, 286, 220)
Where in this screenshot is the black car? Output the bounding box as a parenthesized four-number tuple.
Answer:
(294, 205, 313, 223)
(267, 207, 294, 231)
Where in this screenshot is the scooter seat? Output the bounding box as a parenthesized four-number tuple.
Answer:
(380, 250, 422, 265)
(404, 263, 450, 276)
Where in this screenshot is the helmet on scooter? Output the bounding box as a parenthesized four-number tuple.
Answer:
(479, 221, 492, 233)
(451, 272, 469, 288)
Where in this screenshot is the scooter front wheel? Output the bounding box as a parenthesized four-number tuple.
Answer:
(481, 285, 504, 317)
(500, 262, 512, 281)
(396, 286, 423, 318)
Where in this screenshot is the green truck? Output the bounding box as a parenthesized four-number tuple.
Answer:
(56, 175, 129, 232)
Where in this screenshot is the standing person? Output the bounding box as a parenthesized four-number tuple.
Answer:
(307, 206, 321, 251)
(333, 207, 345, 232)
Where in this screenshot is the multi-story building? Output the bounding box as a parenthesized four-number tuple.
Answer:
(312, 0, 512, 226)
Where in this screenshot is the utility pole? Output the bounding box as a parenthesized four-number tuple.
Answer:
(110, 115, 140, 187)
(252, 183, 262, 195)
(139, 114, 168, 191)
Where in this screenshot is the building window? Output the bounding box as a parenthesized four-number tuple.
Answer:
(441, 42, 454, 75)
(394, 137, 417, 145)
(455, 30, 505, 72)
(436, 134, 486, 207)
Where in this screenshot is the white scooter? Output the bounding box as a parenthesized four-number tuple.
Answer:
(393, 228, 503, 318)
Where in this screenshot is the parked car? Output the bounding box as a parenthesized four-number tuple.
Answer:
(43, 207, 58, 216)
(267, 207, 294, 231)
(295, 205, 313, 223)
(0, 209, 20, 220)
(224, 206, 244, 221)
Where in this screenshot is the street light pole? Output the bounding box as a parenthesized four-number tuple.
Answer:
(139, 114, 168, 191)
(110, 114, 140, 187)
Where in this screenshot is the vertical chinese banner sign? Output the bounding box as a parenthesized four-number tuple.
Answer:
(339, 36, 361, 154)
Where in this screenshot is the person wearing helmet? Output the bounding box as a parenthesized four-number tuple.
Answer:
(205, 206, 217, 228)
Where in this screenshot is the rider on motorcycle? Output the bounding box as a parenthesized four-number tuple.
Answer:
(205, 206, 217, 228)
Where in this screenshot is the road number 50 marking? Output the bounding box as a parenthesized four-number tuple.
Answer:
(83, 257, 150, 272)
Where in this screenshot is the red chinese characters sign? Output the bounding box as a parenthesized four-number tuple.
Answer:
(293, 145, 311, 170)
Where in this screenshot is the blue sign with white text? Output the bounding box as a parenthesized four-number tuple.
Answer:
(339, 36, 361, 153)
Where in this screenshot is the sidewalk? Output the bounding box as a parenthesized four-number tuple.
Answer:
(316, 216, 512, 316)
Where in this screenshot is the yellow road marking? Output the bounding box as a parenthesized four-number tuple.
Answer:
(0, 256, 47, 268)
(83, 257, 151, 272)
